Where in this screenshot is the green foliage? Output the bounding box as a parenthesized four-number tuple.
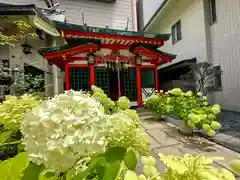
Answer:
(124, 170, 139, 180)
(0, 21, 38, 46)
(124, 148, 138, 171)
(22, 163, 44, 180)
(0, 86, 234, 180)
(143, 94, 167, 115)
(0, 152, 30, 180)
(91, 85, 116, 114)
(116, 96, 130, 110)
(0, 130, 13, 147)
(71, 147, 126, 180)
(158, 153, 235, 180)
(144, 88, 222, 136)
(0, 94, 41, 131)
(229, 157, 240, 175)
(126, 153, 236, 180)
(90, 85, 150, 155)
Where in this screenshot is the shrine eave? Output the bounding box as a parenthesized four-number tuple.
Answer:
(129, 43, 176, 60)
(40, 40, 176, 68)
(39, 39, 101, 55)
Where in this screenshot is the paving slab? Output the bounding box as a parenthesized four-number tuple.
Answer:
(147, 129, 180, 147)
(141, 120, 168, 130)
(149, 136, 162, 149)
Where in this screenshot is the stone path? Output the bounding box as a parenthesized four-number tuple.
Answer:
(137, 109, 240, 178)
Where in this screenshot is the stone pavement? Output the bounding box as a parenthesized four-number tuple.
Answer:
(137, 110, 240, 178)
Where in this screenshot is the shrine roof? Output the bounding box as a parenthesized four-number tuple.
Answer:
(39, 22, 176, 68)
(54, 21, 171, 41)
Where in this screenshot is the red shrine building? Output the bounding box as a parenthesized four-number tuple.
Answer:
(40, 21, 176, 107)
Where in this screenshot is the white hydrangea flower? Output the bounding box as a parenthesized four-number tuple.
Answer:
(197, 92, 202, 96)
(185, 91, 193, 96)
(202, 96, 208, 100)
(21, 90, 108, 172)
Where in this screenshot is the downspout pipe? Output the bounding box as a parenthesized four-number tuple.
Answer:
(132, 0, 137, 31)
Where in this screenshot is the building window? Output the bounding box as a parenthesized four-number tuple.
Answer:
(1, 60, 9, 68)
(209, 0, 217, 25)
(213, 66, 222, 91)
(171, 20, 182, 45)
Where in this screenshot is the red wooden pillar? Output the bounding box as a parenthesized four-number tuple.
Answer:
(89, 65, 95, 87)
(65, 64, 70, 90)
(154, 65, 159, 91)
(136, 65, 142, 107)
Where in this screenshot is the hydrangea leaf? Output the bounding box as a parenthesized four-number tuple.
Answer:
(71, 156, 105, 180)
(105, 147, 126, 162)
(22, 163, 44, 180)
(101, 160, 121, 180)
(229, 159, 240, 175)
(0, 130, 13, 147)
(124, 171, 139, 180)
(38, 170, 60, 180)
(0, 152, 29, 180)
(124, 148, 138, 171)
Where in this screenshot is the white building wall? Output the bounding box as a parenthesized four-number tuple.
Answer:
(141, 0, 163, 27)
(210, 0, 240, 112)
(0, 0, 133, 30)
(145, 0, 240, 112)
(146, 0, 208, 69)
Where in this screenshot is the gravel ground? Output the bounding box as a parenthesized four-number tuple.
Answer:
(208, 110, 240, 152)
(217, 110, 240, 131)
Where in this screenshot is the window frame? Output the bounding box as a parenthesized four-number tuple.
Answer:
(209, 0, 217, 25)
(171, 20, 182, 45)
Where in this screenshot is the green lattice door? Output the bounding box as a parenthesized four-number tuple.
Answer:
(95, 67, 109, 94)
(121, 68, 137, 101)
(141, 69, 154, 88)
(69, 67, 89, 91)
(141, 68, 155, 100)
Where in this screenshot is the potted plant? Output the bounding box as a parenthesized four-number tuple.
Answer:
(143, 93, 166, 121)
(168, 88, 222, 136)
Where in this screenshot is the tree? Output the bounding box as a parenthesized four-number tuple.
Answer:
(0, 20, 37, 46)
(0, 20, 40, 102)
(180, 62, 223, 96)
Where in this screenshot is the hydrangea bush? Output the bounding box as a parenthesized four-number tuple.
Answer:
(0, 86, 151, 179)
(0, 86, 237, 180)
(144, 88, 222, 136)
(125, 153, 236, 180)
(0, 94, 41, 131)
(21, 90, 108, 172)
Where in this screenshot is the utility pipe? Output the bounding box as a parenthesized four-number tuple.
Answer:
(132, 0, 138, 31)
(51, 37, 59, 95)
